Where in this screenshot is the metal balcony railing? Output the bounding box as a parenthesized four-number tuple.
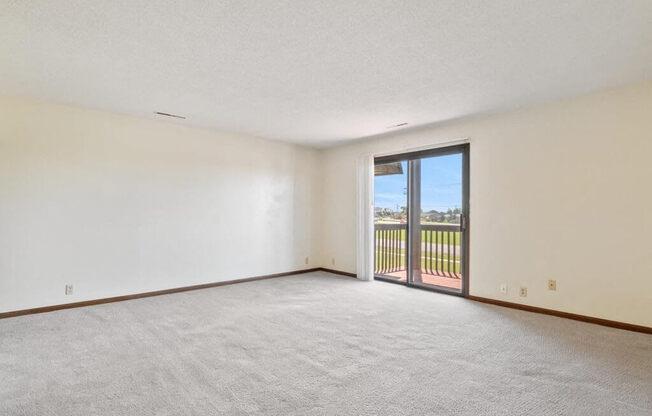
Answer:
(374, 223, 461, 278)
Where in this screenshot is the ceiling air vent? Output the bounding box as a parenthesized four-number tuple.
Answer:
(154, 111, 186, 119)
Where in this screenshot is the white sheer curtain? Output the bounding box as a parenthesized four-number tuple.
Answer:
(355, 153, 374, 281)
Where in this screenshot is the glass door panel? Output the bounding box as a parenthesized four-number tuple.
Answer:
(410, 153, 464, 292)
(373, 161, 408, 282)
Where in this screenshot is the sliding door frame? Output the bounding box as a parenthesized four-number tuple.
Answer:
(374, 143, 470, 297)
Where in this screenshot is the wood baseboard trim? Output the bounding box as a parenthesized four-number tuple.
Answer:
(467, 295, 652, 335)
(317, 267, 357, 278)
(8, 268, 645, 335)
(0, 268, 320, 320)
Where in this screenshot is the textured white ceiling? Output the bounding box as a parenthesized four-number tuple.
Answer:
(2, 1, 652, 147)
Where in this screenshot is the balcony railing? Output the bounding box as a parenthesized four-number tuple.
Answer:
(374, 223, 461, 278)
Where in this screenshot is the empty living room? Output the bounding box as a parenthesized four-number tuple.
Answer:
(1, 1, 651, 415)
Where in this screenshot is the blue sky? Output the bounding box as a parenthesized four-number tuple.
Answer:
(374, 154, 462, 212)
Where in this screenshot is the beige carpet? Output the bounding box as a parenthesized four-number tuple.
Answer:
(1, 271, 650, 415)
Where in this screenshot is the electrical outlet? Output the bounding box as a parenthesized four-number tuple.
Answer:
(331, 258, 335, 265)
(65, 284, 73, 295)
(305, 256, 309, 265)
(499, 283, 507, 294)
(548, 280, 557, 291)
(519, 286, 527, 297)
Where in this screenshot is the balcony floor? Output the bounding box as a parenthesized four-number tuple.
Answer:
(378, 270, 462, 290)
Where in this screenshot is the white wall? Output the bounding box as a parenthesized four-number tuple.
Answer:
(318, 82, 652, 328)
(0, 95, 320, 313)
(3, 82, 652, 328)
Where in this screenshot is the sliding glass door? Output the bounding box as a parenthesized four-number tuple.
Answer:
(374, 144, 468, 295)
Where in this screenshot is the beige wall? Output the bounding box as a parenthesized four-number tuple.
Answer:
(0, 95, 320, 313)
(318, 82, 652, 327)
(3, 82, 651, 328)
